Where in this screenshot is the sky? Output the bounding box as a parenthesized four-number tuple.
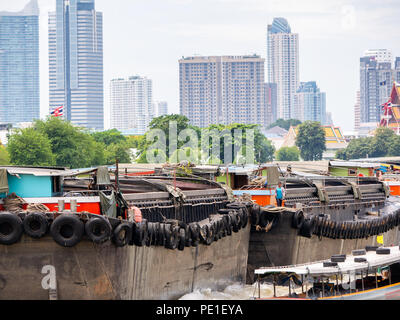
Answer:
(2, 0, 400, 132)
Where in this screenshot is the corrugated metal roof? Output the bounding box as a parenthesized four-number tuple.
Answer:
(0, 166, 99, 177)
(330, 161, 381, 168)
(255, 246, 400, 276)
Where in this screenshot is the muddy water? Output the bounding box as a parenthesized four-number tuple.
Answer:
(179, 283, 304, 300)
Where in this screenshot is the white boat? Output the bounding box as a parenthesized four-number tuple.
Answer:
(254, 245, 400, 300)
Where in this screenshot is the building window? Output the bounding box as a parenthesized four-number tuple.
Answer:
(348, 168, 357, 176)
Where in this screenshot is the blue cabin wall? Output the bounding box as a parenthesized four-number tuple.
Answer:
(6, 174, 53, 198)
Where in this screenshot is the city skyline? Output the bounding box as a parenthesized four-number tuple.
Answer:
(49, 0, 104, 131)
(1, 0, 400, 132)
(0, 0, 40, 126)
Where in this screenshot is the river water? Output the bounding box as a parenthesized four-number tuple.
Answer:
(179, 282, 304, 300)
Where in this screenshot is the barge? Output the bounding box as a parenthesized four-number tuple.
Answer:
(208, 164, 400, 283)
(0, 166, 252, 300)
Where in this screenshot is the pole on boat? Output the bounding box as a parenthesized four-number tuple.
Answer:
(361, 270, 364, 292)
(349, 271, 352, 293)
(288, 278, 292, 297)
(336, 274, 339, 296)
(273, 274, 277, 298)
(375, 269, 378, 289)
(173, 168, 177, 191)
(301, 275, 304, 294)
(258, 275, 261, 299)
(322, 277, 325, 298)
(115, 158, 119, 190)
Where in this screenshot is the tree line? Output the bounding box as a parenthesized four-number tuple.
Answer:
(336, 127, 400, 160)
(0, 115, 328, 168)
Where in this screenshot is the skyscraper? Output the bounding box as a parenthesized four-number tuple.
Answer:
(49, 0, 104, 131)
(264, 83, 277, 127)
(364, 49, 393, 64)
(179, 55, 265, 128)
(154, 101, 168, 117)
(395, 57, 400, 83)
(360, 54, 392, 123)
(267, 18, 299, 120)
(0, 0, 39, 126)
(110, 76, 154, 134)
(293, 81, 326, 124)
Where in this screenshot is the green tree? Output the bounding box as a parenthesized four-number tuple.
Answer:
(203, 123, 275, 164)
(33, 117, 104, 168)
(369, 127, 396, 158)
(388, 135, 400, 156)
(0, 145, 10, 165)
(335, 148, 348, 160)
(104, 141, 132, 164)
(275, 146, 300, 161)
(295, 121, 326, 161)
(268, 118, 302, 131)
(92, 129, 132, 164)
(92, 129, 127, 146)
(340, 137, 373, 160)
(7, 128, 55, 166)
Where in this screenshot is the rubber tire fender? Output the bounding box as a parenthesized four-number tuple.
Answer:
(112, 222, 132, 247)
(85, 216, 112, 244)
(146, 222, 155, 247)
(178, 228, 186, 251)
(300, 217, 315, 238)
(164, 224, 178, 250)
(0, 212, 23, 245)
(189, 223, 200, 247)
(50, 214, 84, 248)
(241, 207, 249, 228)
(292, 211, 304, 229)
(251, 204, 260, 226)
(23, 212, 48, 239)
(230, 213, 240, 233)
(206, 224, 214, 245)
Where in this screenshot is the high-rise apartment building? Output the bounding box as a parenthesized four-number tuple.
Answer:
(110, 76, 154, 134)
(267, 18, 299, 120)
(395, 57, 400, 83)
(154, 101, 168, 117)
(364, 49, 393, 64)
(264, 83, 277, 127)
(0, 0, 39, 125)
(360, 54, 392, 123)
(293, 81, 326, 124)
(49, 0, 104, 131)
(179, 55, 265, 128)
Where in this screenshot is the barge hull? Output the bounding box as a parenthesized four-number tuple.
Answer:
(0, 225, 250, 300)
(247, 212, 400, 283)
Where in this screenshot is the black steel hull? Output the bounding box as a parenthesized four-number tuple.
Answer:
(0, 225, 250, 300)
(247, 211, 400, 283)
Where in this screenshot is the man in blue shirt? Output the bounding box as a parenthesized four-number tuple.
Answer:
(275, 182, 285, 207)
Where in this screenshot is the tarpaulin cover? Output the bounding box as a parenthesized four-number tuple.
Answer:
(96, 166, 111, 185)
(266, 166, 280, 186)
(99, 191, 117, 218)
(0, 169, 9, 193)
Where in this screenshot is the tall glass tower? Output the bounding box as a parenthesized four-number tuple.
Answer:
(267, 18, 299, 120)
(49, 0, 104, 130)
(0, 0, 40, 126)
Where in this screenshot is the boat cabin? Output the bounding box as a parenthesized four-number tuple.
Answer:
(254, 246, 400, 300)
(0, 166, 113, 215)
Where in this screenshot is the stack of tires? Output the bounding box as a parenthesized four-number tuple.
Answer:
(290, 209, 400, 240)
(0, 200, 251, 250)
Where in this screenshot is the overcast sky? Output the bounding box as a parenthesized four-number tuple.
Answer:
(2, 0, 400, 132)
